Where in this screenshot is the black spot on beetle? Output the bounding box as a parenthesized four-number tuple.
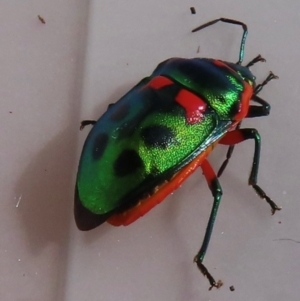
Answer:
(93, 133, 109, 160)
(110, 103, 130, 121)
(141, 125, 177, 149)
(228, 95, 242, 116)
(114, 150, 143, 176)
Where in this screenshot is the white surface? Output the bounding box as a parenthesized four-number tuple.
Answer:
(1, 1, 300, 301)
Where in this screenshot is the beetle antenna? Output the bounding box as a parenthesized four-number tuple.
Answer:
(192, 18, 248, 65)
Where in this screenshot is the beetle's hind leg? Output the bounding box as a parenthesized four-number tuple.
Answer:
(218, 128, 281, 214)
(80, 120, 97, 130)
(194, 159, 223, 290)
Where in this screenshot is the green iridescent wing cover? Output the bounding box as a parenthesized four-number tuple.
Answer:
(76, 58, 245, 216)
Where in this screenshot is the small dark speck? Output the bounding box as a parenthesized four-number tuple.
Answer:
(197, 46, 200, 54)
(9, 111, 12, 114)
(126, 63, 129, 65)
(278, 221, 282, 224)
(190, 7, 196, 14)
(23, 274, 25, 277)
(230, 285, 235, 291)
(38, 15, 46, 24)
(44, 169, 47, 172)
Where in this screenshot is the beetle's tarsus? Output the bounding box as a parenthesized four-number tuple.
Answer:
(271, 205, 282, 215)
(265, 195, 282, 215)
(246, 54, 266, 68)
(194, 256, 223, 290)
(252, 184, 281, 215)
(254, 71, 278, 94)
(80, 120, 97, 130)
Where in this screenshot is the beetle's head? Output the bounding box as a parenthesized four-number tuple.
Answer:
(226, 62, 256, 87)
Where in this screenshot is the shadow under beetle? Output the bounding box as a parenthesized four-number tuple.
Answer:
(75, 18, 281, 289)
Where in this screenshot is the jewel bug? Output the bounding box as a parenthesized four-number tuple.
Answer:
(75, 18, 281, 289)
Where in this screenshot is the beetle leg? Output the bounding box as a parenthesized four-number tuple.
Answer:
(192, 18, 248, 65)
(247, 95, 271, 118)
(246, 72, 278, 118)
(217, 122, 241, 177)
(80, 120, 97, 130)
(246, 54, 266, 68)
(194, 159, 223, 290)
(220, 72, 278, 173)
(218, 128, 281, 214)
(254, 71, 278, 95)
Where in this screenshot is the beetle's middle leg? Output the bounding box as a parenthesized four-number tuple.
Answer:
(218, 128, 281, 214)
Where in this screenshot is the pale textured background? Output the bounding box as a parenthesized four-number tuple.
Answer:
(1, 1, 299, 300)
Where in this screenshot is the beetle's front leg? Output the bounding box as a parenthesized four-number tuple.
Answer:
(247, 72, 278, 118)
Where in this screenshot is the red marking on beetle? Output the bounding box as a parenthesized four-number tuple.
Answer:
(175, 89, 207, 124)
(213, 60, 226, 67)
(147, 76, 173, 90)
(219, 130, 244, 145)
(234, 81, 252, 121)
(213, 60, 234, 72)
(107, 142, 219, 226)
